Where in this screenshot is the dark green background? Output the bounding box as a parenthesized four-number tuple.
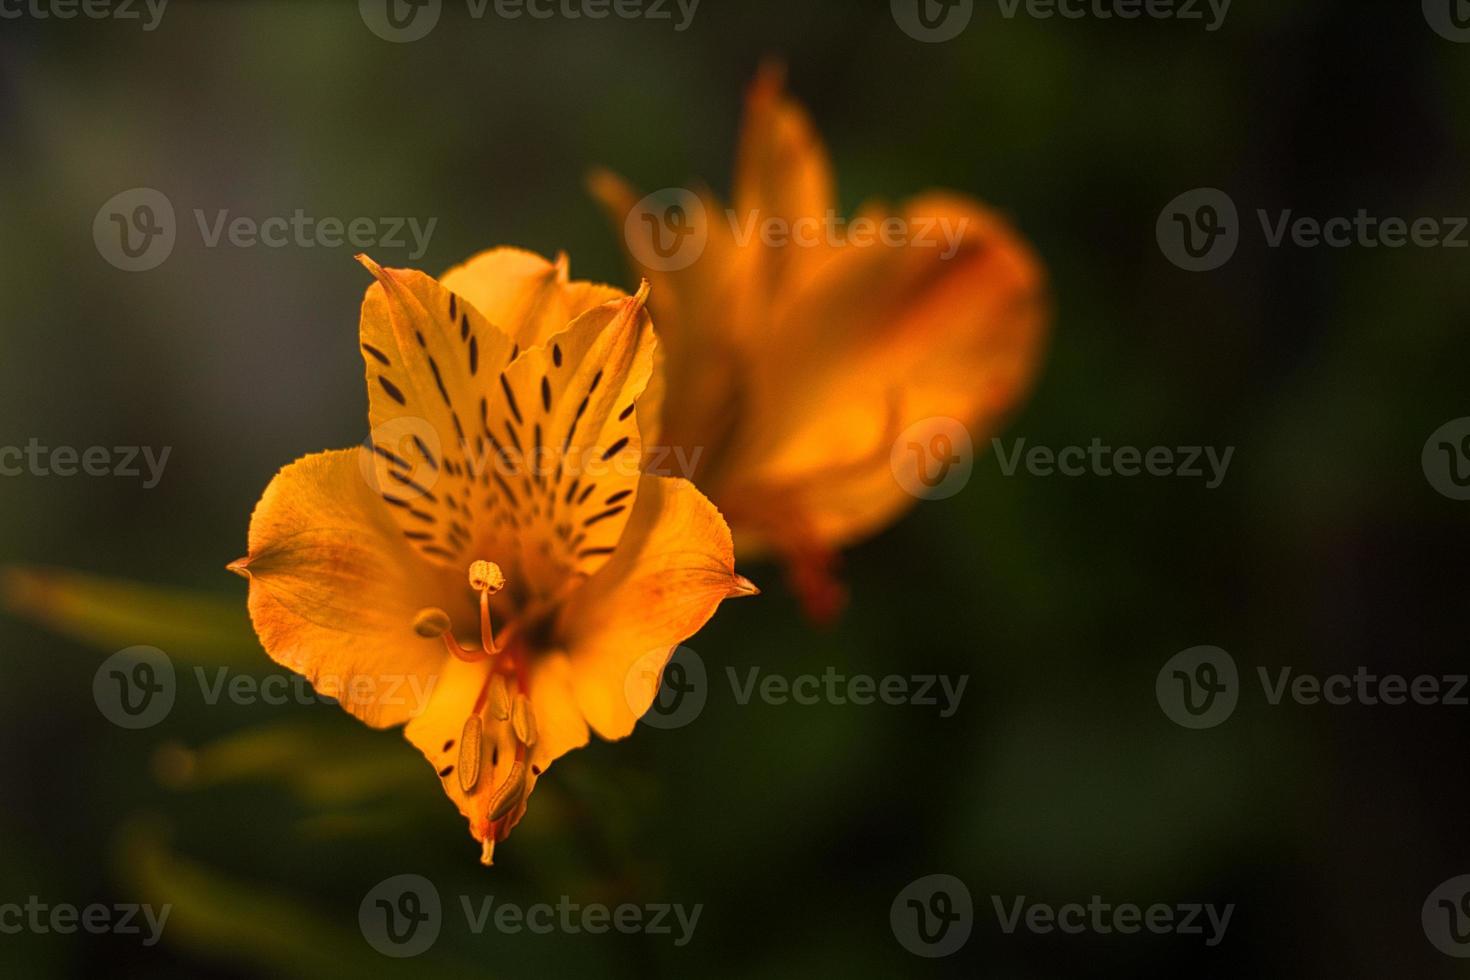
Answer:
(2, 0, 1468, 976)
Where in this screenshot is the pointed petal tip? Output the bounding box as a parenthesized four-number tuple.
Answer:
(729, 574, 760, 598)
(354, 252, 387, 280)
(225, 557, 251, 579)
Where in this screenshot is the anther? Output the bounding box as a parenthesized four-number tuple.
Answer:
(413, 608, 453, 638)
(469, 560, 506, 594)
(488, 674, 511, 721)
(511, 694, 537, 748)
(486, 762, 527, 821)
(458, 716, 483, 794)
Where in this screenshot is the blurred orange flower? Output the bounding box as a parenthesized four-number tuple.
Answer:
(230, 250, 754, 864)
(592, 66, 1049, 620)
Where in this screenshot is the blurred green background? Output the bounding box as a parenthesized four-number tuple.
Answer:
(2, 0, 1469, 976)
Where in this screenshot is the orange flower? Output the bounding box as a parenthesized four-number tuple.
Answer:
(591, 66, 1049, 621)
(229, 249, 755, 864)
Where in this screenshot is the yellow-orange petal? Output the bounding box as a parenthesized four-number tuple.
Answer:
(438, 247, 626, 350)
(356, 254, 519, 569)
(557, 474, 751, 740)
(732, 62, 834, 250)
(236, 449, 470, 728)
(402, 651, 589, 865)
(496, 285, 658, 596)
(721, 193, 1049, 553)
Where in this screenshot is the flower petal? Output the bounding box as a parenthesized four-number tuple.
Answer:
(402, 652, 588, 865)
(439, 247, 625, 349)
(732, 62, 834, 253)
(711, 194, 1048, 553)
(587, 171, 740, 460)
(357, 254, 519, 571)
(557, 474, 752, 740)
(233, 449, 468, 728)
(493, 287, 659, 597)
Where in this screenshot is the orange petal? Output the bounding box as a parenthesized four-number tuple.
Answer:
(587, 171, 745, 462)
(722, 193, 1049, 552)
(732, 62, 834, 251)
(439, 247, 625, 350)
(494, 285, 659, 597)
(557, 474, 751, 740)
(356, 254, 520, 570)
(234, 449, 469, 728)
(403, 650, 589, 865)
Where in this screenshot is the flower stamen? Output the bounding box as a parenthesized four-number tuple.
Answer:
(469, 559, 507, 656)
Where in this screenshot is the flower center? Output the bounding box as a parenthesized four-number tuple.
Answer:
(412, 559, 539, 853)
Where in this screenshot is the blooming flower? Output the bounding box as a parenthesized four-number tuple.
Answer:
(591, 66, 1049, 620)
(229, 249, 755, 864)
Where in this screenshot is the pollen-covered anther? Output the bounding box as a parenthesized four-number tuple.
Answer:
(488, 674, 511, 721)
(511, 693, 537, 748)
(468, 560, 506, 594)
(468, 559, 509, 655)
(486, 761, 527, 821)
